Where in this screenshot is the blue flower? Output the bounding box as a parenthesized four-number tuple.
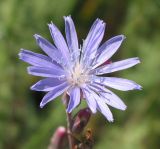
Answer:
(19, 16, 141, 122)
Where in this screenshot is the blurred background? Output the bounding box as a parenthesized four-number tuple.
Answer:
(0, 0, 160, 148)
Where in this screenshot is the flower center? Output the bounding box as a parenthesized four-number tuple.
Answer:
(67, 62, 89, 86)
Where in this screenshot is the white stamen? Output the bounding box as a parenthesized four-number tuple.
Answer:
(67, 62, 89, 86)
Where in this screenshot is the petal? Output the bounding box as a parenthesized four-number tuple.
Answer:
(34, 34, 62, 63)
(89, 83, 126, 110)
(82, 19, 106, 64)
(27, 66, 65, 78)
(48, 23, 70, 63)
(64, 16, 79, 53)
(31, 78, 66, 91)
(96, 98, 114, 122)
(19, 49, 62, 69)
(93, 57, 140, 75)
(67, 87, 80, 113)
(40, 82, 69, 108)
(100, 92, 126, 111)
(86, 86, 113, 122)
(94, 76, 142, 91)
(93, 35, 126, 68)
(82, 86, 97, 113)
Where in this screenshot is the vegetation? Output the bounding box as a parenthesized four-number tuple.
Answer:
(0, 0, 160, 148)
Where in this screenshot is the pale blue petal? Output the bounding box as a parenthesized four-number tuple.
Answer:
(67, 87, 80, 113)
(86, 86, 113, 122)
(31, 78, 66, 91)
(100, 92, 126, 111)
(64, 16, 80, 60)
(94, 76, 142, 91)
(19, 49, 62, 69)
(48, 23, 70, 63)
(40, 82, 69, 108)
(82, 86, 97, 113)
(93, 35, 125, 68)
(96, 98, 114, 122)
(89, 83, 126, 110)
(82, 19, 106, 65)
(34, 34, 62, 63)
(93, 57, 140, 75)
(27, 66, 65, 78)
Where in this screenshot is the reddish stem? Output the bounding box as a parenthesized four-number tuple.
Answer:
(66, 112, 74, 149)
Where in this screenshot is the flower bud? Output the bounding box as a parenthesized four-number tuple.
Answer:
(100, 60, 112, 67)
(72, 108, 91, 134)
(48, 126, 67, 149)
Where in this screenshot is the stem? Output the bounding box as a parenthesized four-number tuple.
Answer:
(63, 93, 75, 149)
(66, 112, 74, 149)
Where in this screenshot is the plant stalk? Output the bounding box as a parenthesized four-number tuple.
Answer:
(66, 112, 74, 149)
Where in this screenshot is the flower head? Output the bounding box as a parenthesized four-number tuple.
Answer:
(19, 16, 141, 122)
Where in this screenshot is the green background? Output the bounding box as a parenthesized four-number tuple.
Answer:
(0, 0, 160, 148)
